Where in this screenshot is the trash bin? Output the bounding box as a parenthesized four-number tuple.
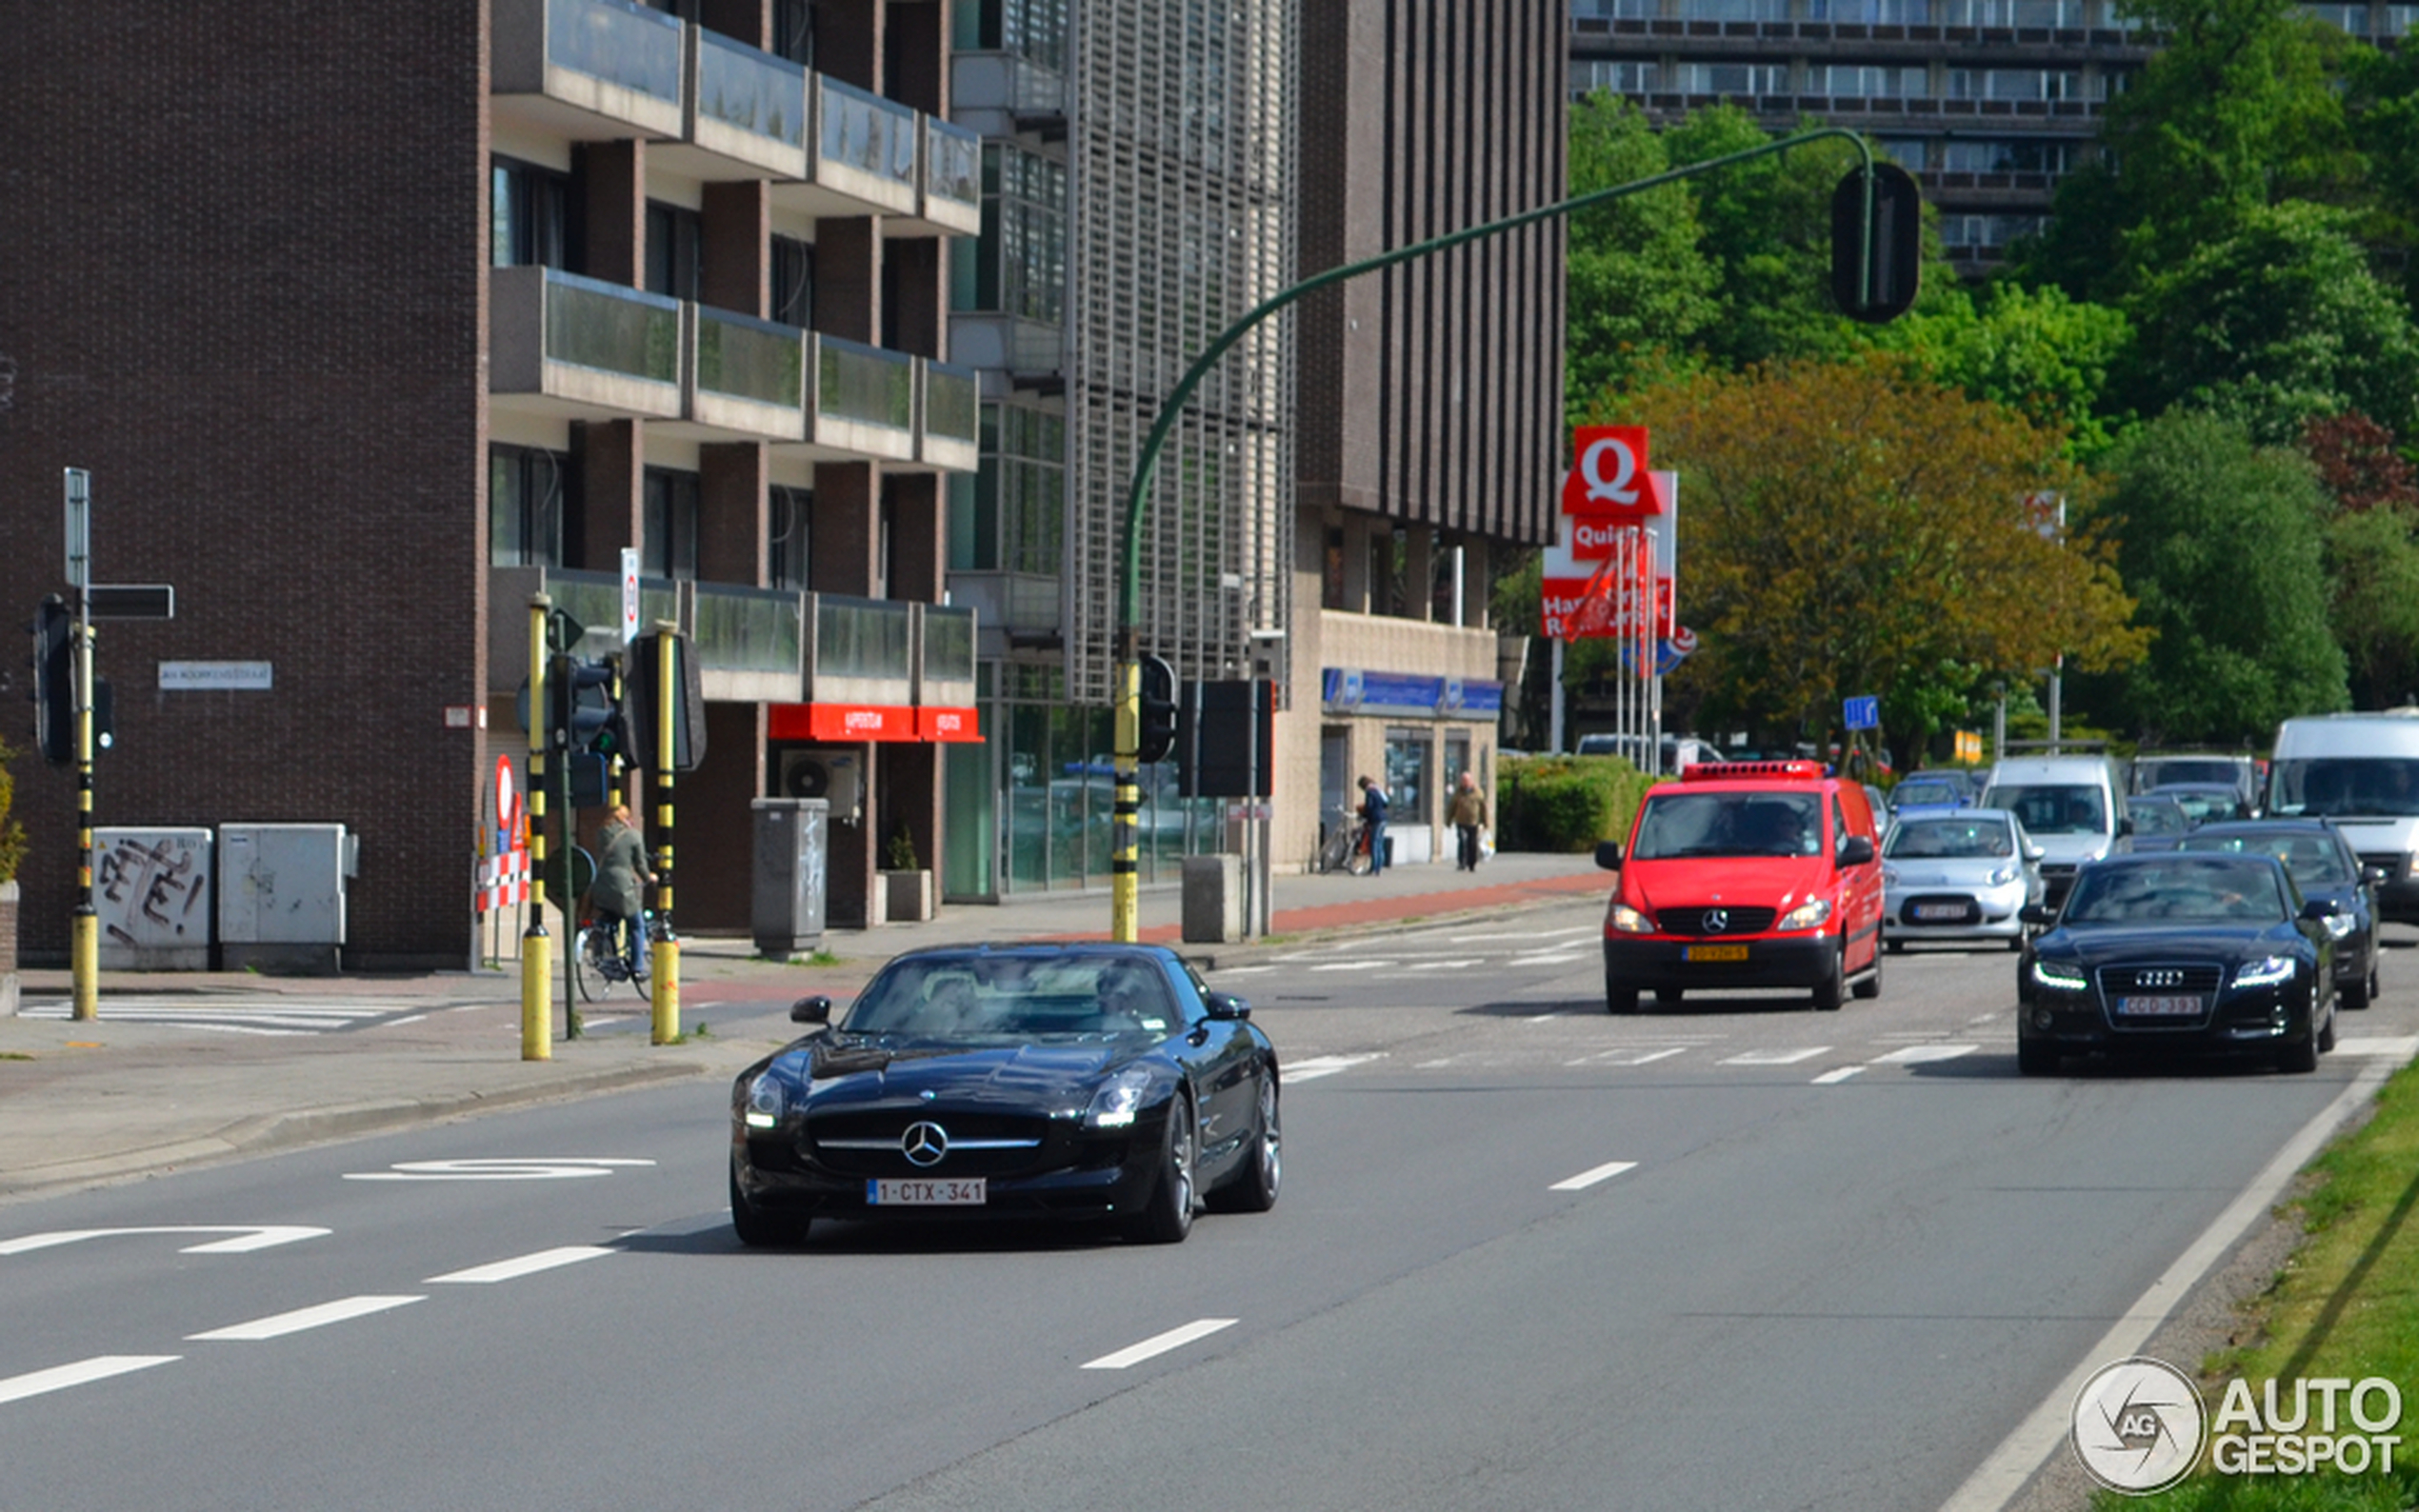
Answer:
(1182, 855, 1243, 944)
(751, 798, 830, 958)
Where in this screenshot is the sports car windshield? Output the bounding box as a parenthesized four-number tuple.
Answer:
(1886, 817, 2013, 859)
(1629, 791, 1823, 859)
(2060, 859, 2290, 925)
(2269, 759, 2419, 819)
(843, 957, 1178, 1038)
(2177, 833, 2354, 889)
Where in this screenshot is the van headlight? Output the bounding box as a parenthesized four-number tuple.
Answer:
(1776, 897, 1833, 931)
(1608, 904, 1655, 934)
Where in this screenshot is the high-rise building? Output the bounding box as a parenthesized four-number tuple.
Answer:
(2, 0, 982, 962)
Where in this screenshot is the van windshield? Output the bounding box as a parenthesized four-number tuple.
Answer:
(1630, 791, 1824, 859)
(1984, 785, 2106, 836)
(2269, 759, 2419, 819)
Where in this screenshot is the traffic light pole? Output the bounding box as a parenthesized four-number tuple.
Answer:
(70, 608, 96, 1021)
(1110, 129, 1881, 939)
(648, 620, 680, 1045)
(521, 595, 551, 1062)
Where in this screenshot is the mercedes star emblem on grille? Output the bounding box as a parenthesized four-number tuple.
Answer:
(1704, 908, 1729, 934)
(901, 1121, 950, 1167)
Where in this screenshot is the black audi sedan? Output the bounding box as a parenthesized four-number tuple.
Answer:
(2016, 853, 2338, 1076)
(730, 943, 1280, 1247)
(2173, 820, 2381, 1011)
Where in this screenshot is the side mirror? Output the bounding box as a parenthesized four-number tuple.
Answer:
(2019, 903, 2055, 926)
(2023, 844, 2046, 864)
(1595, 840, 1625, 870)
(1206, 992, 1251, 1022)
(1838, 834, 1876, 867)
(2116, 816, 2135, 837)
(2301, 898, 2340, 922)
(790, 994, 832, 1025)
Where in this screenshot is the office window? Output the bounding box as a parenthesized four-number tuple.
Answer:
(490, 446, 568, 567)
(1940, 138, 2075, 173)
(491, 158, 570, 269)
(771, 235, 814, 328)
(1876, 136, 1930, 169)
(770, 486, 811, 589)
(1573, 0, 1660, 16)
(773, 0, 814, 63)
(962, 145, 1068, 324)
(1324, 527, 1348, 610)
(1573, 60, 1662, 94)
(988, 403, 1065, 576)
(1947, 69, 2091, 100)
(1674, 0, 1789, 18)
(644, 468, 700, 580)
(646, 202, 702, 302)
(1672, 62, 1791, 94)
(1813, 0, 1936, 18)
(1821, 64, 1929, 98)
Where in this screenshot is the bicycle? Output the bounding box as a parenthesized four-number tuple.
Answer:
(1318, 810, 1374, 875)
(573, 909, 652, 1003)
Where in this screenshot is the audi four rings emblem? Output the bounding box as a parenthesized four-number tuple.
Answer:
(902, 1122, 950, 1167)
(1704, 908, 1729, 933)
(2139, 969, 2182, 988)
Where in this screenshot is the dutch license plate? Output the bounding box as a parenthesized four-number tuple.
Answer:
(2117, 995, 2202, 1018)
(1914, 904, 1970, 921)
(868, 1178, 987, 1205)
(1686, 945, 1749, 963)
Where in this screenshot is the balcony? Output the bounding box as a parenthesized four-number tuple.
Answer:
(945, 571, 1063, 652)
(949, 312, 1064, 380)
(810, 593, 916, 713)
(490, 266, 684, 422)
(776, 334, 917, 463)
(887, 116, 984, 239)
(770, 76, 920, 221)
(680, 307, 807, 442)
(950, 50, 1069, 137)
(907, 360, 980, 473)
(693, 581, 807, 703)
(655, 28, 810, 182)
(493, 0, 685, 142)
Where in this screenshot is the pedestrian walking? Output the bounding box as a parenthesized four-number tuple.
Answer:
(1356, 774, 1390, 877)
(589, 802, 654, 974)
(1449, 770, 1489, 871)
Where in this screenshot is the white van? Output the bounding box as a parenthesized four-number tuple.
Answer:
(2267, 711, 2419, 923)
(1573, 732, 1720, 774)
(1980, 754, 2127, 905)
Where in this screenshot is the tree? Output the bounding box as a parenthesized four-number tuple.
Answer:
(2324, 504, 2419, 709)
(1565, 91, 1719, 405)
(1585, 356, 2145, 754)
(2114, 201, 2419, 445)
(2069, 410, 2349, 742)
(2303, 411, 2419, 515)
(1873, 281, 2136, 458)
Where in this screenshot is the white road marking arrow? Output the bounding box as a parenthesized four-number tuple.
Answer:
(0, 1225, 330, 1257)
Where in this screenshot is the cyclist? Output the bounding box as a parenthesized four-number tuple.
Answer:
(588, 802, 654, 977)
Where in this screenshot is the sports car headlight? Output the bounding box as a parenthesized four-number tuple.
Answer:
(2325, 912, 2355, 940)
(2031, 958, 2088, 992)
(1086, 1064, 1157, 1129)
(2235, 956, 2296, 989)
(1608, 904, 1655, 934)
(743, 1072, 786, 1129)
(1776, 897, 1833, 931)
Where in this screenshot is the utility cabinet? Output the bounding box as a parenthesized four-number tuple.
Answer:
(218, 824, 357, 975)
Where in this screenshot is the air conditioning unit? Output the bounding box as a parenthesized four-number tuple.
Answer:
(776, 748, 862, 824)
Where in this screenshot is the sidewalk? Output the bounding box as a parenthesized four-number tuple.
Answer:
(0, 852, 1608, 1206)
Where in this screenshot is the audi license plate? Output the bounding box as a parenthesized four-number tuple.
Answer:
(1685, 945, 1749, 963)
(1914, 904, 1971, 921)
(868, 1179, 987, 1205)
(2116, 995, 2202, 1018)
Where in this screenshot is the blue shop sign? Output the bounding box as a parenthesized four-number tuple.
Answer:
(1323, 668, 1504, 719)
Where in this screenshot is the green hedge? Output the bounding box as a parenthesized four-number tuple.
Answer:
(1499, 756, 1660, 853)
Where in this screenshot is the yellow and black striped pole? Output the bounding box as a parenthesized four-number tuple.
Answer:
(521, 595, 551, 1061)
(649, 620, 680, 1044)
(70, 615, 97, 1021)
(1110, 636, 1140, 943)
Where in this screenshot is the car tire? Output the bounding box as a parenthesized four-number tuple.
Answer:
(730, 1163, 808, 1248)
(2016, 1038, 2059, 1077)
(1655, 987, 1684, 1007)
(2345, 964, 2374, 1010)
(1207, 1073, 1280, 1215)
(1812, 942, 1846, 1012)
(2318, 985, 2338, 1054)
(2279, 1034, 2320, 1074)
(1123, 1096, 1197, 1244)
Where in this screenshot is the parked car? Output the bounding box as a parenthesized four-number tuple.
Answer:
(2174, 820, 2381, 1010)
(1882, 807, 2043, 951)
(730, 944, 1281, 1246)
(1593, 759, 1885, 1012)
(1982, 754, 2129, 906)
(2016, 852, 2337, 1075)
(2149, 782, 2253, 828)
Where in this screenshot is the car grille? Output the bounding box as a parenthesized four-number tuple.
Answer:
(807, 1110, 1055, 1177)
(2096, 964, 2225, 995)
(1656, 905, 1778, 936)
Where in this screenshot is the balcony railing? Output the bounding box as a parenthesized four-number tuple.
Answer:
(490, 266, 684, 420)
(692, 308, 807, 441)
(682, 29, 810, 179)
(493, 0, 686, 139)
(790, 334, 916, 460)
(923, 604, 978, 690)
(897, 116, 984, 237)
(916, 360, 981, 472)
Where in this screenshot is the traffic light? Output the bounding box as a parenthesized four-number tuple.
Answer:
(626, 630, 707, 773)
(549, 654, 624, 807)
(31, 595, 72, 766)
(1136, 654, 1177, 765)
(1830, 162, 1923, 324)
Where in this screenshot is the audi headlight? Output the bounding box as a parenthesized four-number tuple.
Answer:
(2325, 912, 2356, 940)
(2235, 956, 2296, 989)
(1776, 897, 1833, 931)
(743, 1071, 786, 1130)
(2031, 958, 2088, 992)
(1609, 903, 1655, 934)
(1086, 1064, 1157, 1129)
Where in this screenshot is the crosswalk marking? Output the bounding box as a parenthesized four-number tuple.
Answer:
(1721, 1046, 1830, 1065)
(1874, 1044, 1980, 1064)
(1286, 1053, 1387, 1083)
(19, 997, 425, 1037)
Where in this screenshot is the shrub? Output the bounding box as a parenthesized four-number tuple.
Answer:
(0, 738, 26, 885)
(1499, 756, 1659, 853)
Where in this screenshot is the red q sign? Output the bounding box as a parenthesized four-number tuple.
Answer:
(1562, 427, 1660, 519)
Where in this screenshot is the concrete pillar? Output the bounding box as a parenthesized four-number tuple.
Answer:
(816, 0, 881, 91)
(886, 472, 944, 602)
(686, 702, 770, 932)
(699, 443, 769, 587)
(579, 140, 646, 288)
(884, 234, 945, 357)
(814, 217, 881, 346)
(576, 420, 643, 569)
(699, 0, 771, 48)
(884, 0, 947, 113)
(701, 180, 770, 319)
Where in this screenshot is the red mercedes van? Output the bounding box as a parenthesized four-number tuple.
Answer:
(1593, 761, 1886, 1012)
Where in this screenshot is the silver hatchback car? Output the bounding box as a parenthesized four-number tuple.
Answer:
(1883, 807, 2044, 951)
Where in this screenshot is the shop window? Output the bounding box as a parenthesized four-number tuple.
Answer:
(1386, 726, 1430, 826)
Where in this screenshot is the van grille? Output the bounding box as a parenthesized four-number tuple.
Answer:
(1657, 906, 1778, 936)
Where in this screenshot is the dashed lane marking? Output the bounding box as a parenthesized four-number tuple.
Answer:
(1082, 1318, 1238, 1370)
(427, 1246, 616, 1284)
(0, 1356, 180, 1406)
(187, 1295, 424, 1343)
(1549, 1160, 1639, 1192)
(1720, 1046, 1830, 1065)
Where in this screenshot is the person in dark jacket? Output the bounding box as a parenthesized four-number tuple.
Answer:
(1357, 774, 1390, 877)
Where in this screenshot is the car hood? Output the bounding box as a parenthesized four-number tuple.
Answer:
(2035, 922, 2308, 967)
(1624, 855, 1833, 910)
(1886, 856, 2022, 888)
(772, 1034, 1143, 1105)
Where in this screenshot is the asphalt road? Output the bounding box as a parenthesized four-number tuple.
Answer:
(3, 903, 2411, 1511)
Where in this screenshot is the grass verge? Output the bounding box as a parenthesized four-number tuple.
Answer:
(2100, 1058, 2419, 1509)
